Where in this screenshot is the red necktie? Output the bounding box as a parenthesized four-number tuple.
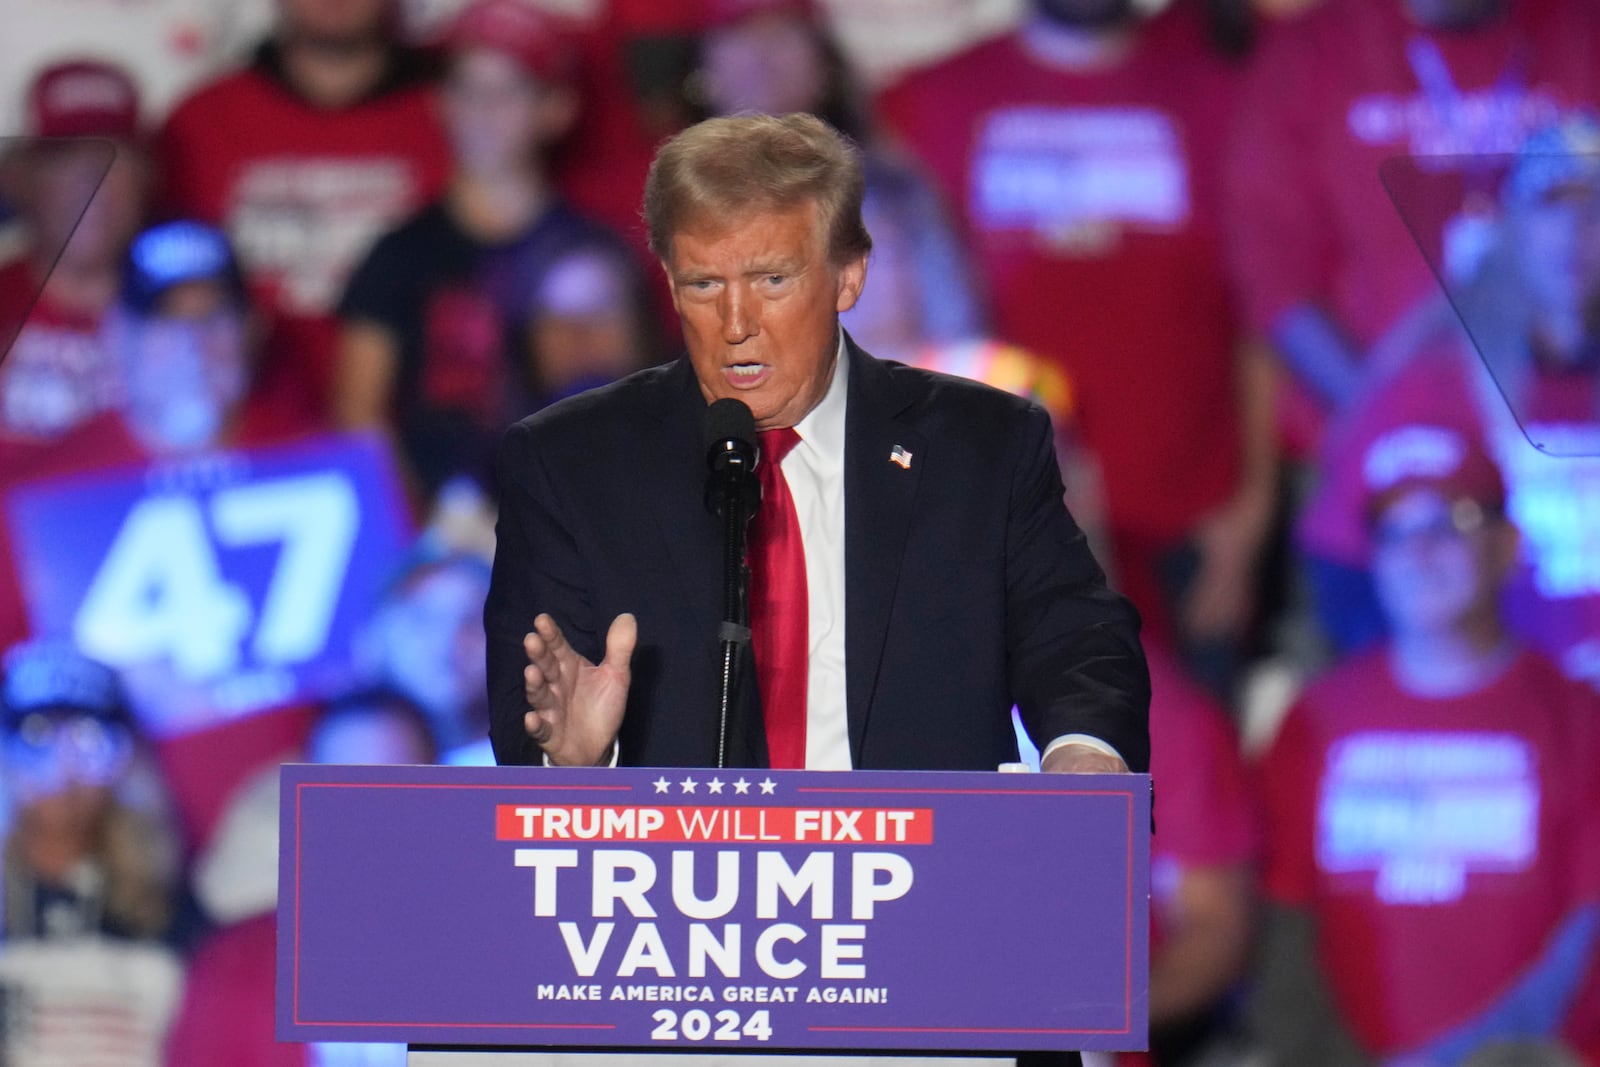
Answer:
(749, 428, 808, 769)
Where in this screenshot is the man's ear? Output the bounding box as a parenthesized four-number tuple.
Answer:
(835, 253, 868, 314)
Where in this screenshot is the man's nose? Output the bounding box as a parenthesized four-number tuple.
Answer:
(718, 284, 758, 344)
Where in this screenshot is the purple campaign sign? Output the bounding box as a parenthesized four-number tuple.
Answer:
(4, 432, 411, 736)
(278, 764, 1150, 1054)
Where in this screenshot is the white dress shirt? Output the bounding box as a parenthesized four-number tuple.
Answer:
(781, 334, 852, 769)
(780, 334, 1121, 771)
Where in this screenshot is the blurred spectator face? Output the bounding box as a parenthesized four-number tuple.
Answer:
(119, 297, 249, 451)
(702, 12, 827, 118)
(278, 0, 394, 45)
(360, 556, 489, 747)
(20, 60, 145, 276)
(1511, 181, 1600, 353)
(1032, 0, 1137, 28)
(116, 222, 250, 451)
(442, 1, 578, 171)
(308, 701, 435, 765)
(443, 50, 552, 174)
(25, 143, 144, 274)
(527, 250, 643, 397)
(0, 642, 132, 835)
(1370, 489, 1511, 636)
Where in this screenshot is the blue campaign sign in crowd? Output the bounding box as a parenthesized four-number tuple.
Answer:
(6, 434, 412, 735)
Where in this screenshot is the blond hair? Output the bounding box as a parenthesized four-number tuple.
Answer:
(644, 113, 872, 266)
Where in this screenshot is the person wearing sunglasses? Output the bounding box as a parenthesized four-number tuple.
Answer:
(0, 639, 184, 1063)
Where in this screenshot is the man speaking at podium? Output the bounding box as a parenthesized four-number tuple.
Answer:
(485, 112, 1148, 788)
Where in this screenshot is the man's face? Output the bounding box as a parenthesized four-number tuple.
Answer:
(665, 200, 866, 430)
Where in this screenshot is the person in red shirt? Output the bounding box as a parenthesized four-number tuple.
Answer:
(541, 0, 703, 263)
(334, 0, 650, 511)
(1124, 645, 1257, 1067)
(845, 184, 1122, 571)
(878, 0, 1277, 696)
(0, 60, 149, 450)
(1298, 114, 1600, 682)
(1255, 420, 1600, 1065)
(157, 0, 450, 427)
(1226, 0, 1600, 455)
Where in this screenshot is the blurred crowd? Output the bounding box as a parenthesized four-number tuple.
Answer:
(0, 0, 1599, 1064)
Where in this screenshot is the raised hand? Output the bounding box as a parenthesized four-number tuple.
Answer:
(523, 612, 636, 766)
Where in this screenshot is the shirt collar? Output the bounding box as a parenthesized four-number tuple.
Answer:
(792, 330, 849, 469)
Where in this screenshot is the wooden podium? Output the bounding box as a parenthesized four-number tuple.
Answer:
(277, 764, 1149, 1058)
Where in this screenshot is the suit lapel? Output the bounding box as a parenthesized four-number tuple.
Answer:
(843, 341, 925, 763)
(638, 360, 724, 637)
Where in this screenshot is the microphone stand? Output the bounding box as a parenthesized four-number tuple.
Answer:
(707, 446, 759, 769)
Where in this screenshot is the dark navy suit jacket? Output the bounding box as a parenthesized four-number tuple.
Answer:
(485, 337, 1150, 773)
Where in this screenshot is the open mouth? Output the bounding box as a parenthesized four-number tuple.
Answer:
(725, 362, 770, 387)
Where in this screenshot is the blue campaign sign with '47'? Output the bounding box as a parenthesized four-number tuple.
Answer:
(4, 433, 413, 736)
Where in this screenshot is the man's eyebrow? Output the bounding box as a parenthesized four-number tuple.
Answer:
(746, 258, 806, 276)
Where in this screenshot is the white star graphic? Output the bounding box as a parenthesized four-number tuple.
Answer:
(759, 778, 777, 795)
(707, 777, 725, 794)
(680, 776, 699, 794)
(653, 777, 671, 794)
(733, 778, 751, 795)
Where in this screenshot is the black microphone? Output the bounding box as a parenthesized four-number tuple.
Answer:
(703, 397, 759, 515)
(702, 399, 760, 768)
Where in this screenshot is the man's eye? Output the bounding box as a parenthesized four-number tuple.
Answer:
(765, 275, 787, 286)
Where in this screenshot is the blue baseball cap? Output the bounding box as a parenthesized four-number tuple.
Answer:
(1, 640, 126, 727)
(122, 219, 248, 316)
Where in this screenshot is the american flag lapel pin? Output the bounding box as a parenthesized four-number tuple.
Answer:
(889, 444, 913, 470)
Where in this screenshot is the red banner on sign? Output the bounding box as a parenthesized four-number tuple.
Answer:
(495, 805, 935, 846)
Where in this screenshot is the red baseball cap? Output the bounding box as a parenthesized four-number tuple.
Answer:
(702, 0, 821, 32)
(1361, 421, 1507, 523)
(28, 59, 141, 140)
(448, 0, 578, 84)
